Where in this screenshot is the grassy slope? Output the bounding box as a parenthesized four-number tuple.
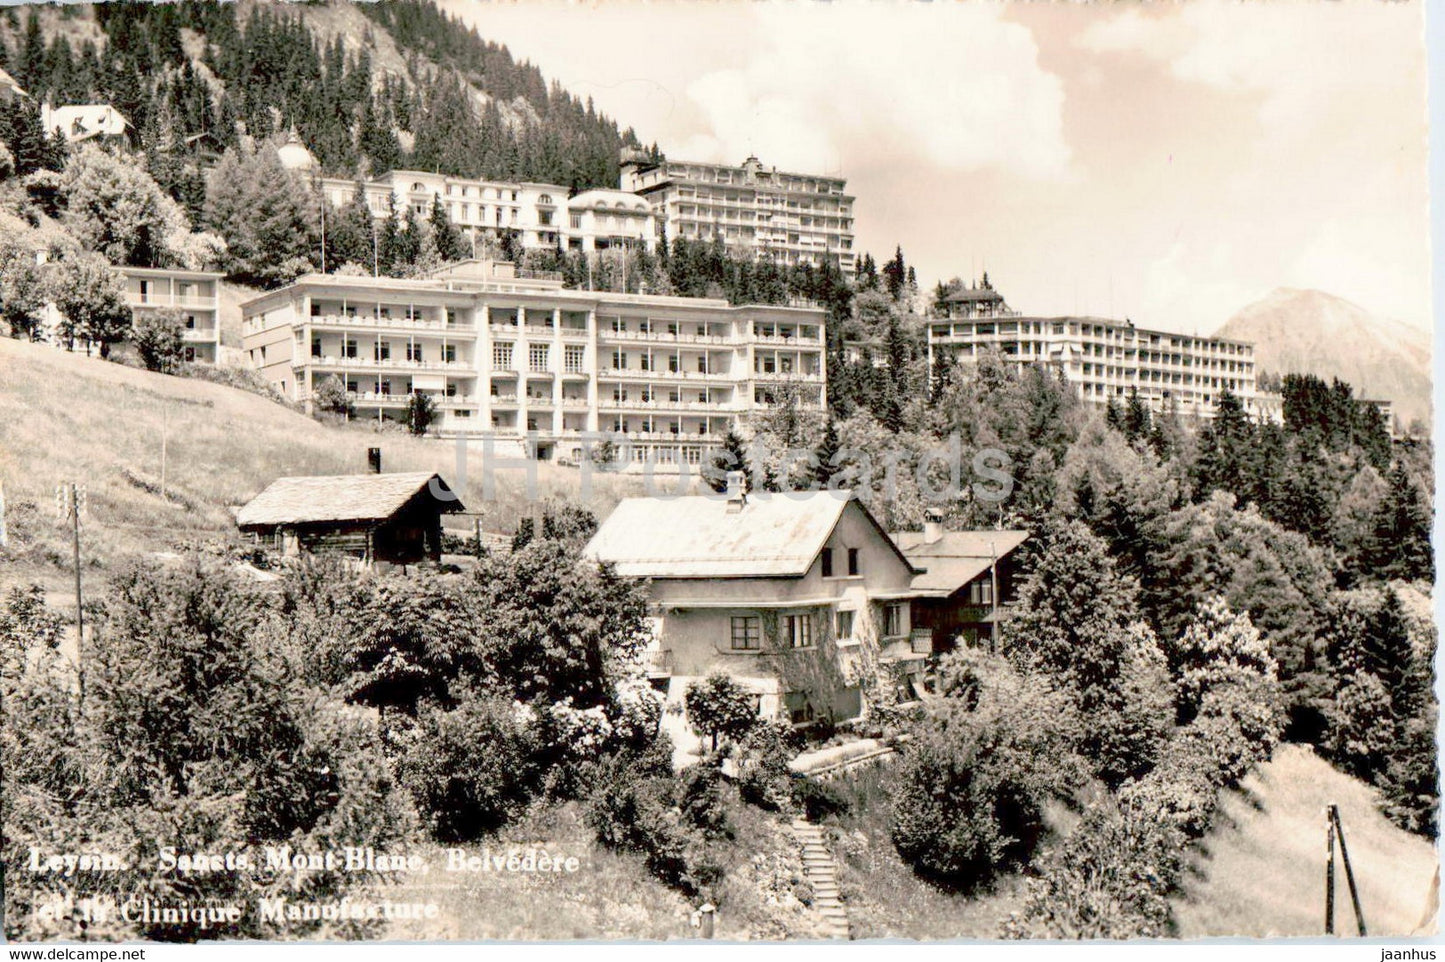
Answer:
(0, 337, 645, 601)
(1172, 743, 1438, 938)
(381, 794, 830, 941)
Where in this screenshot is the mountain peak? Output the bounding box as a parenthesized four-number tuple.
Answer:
(1217, 288, 1432, 428)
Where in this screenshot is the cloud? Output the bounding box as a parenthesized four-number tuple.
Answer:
(1077, 2, 1425, 145)
(680, 4, 1072, 181)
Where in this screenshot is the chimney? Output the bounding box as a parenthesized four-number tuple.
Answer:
(367, 447, 382, 474)
(923, 510, 944, 545)
(725, 470, 748, 513)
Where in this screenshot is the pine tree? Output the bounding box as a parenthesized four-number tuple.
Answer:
(1363, 462, 1433, 582)
(706, 428, 749, 493)
(429, 194, 465, 263)
(811, 417, 842, 488)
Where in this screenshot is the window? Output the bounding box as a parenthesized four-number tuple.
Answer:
(570, 213, 582, 229)
(493, 343, 514, 369)
(784, 614, 813, 649)
(730, 616, 761, 651)
(406, 343, 424, 362)
(821, 547, 833, 577)
(612, 350, 627, 369)
(443, 345, 456, 363)
(835, 609, 855, 639)
(346, 380, 358, 393)
(698, 356, 709, 374)
(564, 345, 586, 373)
(968, 580, 995, 606)
(311, 339, 321, 358)
(184, 346, 196, 362)
(847, 548, 860, 576)
(374, 341, 390, 361)
(529, 344, 550, 372)
(884, 603, 905, 638)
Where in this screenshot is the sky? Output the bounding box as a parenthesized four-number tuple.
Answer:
(439, 0, 1431, 336)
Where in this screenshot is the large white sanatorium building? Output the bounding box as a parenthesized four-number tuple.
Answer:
(241, 260, 827, 467)
(927, 283, 1267, 420)
(619, 151, 856, 276)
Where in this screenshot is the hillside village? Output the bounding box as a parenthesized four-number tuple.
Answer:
(0, 0, 1437, 945)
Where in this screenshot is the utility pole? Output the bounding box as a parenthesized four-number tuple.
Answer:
(59, 482, 85, 698)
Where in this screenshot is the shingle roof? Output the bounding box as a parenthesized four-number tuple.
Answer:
(235, 472, 463, 528)
(892, 529, 1030, 596)
(585, 490, 868, 578)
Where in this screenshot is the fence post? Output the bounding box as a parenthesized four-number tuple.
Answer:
(1331, 804, 1368, 936)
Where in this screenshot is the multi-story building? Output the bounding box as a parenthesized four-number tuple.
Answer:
(318, 173, 656, 257)
(119, 266, 224, 364)
(927, 282, 1267, 420)
(619, 150, 856, 275)
(240, 260, 826, 468)
(585, 484, 922, 756)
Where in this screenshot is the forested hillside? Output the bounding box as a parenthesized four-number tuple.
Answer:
(0, 0, 642, 191)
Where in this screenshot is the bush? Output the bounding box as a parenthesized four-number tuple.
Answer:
(735, 720, 800, 810)
(585, 753, 694, 891)
(1003, 803, 1184, 939)
(791, 776, 849, 822)
(180, 361, 294, 406)
(1118, 765, 1218, 841)
(313, 373, 353, 418)
(133, 308, 187, 373)
(394, 695, 541, 841)
(891, 652, 1083, 891)
(678, 763, 731, 839)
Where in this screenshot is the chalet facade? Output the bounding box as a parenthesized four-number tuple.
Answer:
(585, 481, 923, 753)
(893, 525, 1029, 652)
(236, 472, 464, 566)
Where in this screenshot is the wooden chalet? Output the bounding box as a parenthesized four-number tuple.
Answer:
(235, 472, 464, 565)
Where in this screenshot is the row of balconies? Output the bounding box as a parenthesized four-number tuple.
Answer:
(307, 356, 474, 371)
(309, 313, 473, 332)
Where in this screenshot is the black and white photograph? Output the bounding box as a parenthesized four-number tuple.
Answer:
(0, 0, 1438, 948)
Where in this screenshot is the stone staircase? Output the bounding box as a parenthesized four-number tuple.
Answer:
(792, 816, 852, 940)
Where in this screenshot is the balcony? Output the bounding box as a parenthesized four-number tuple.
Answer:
(181, 328, 218, 341)
(604, 368, 733, 382)
(310, 313, 472, 332)
(601, 329, 733, 346)
(645, 649, 673, 677)
(752, 369, 823, 382)
(128, 293, 218, 310)
(753, 333, 822, 346)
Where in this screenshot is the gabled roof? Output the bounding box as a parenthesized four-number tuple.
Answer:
(892, 529, 1030, 596)
(235, 472, 463, 529)
(586, 490, 914, 579)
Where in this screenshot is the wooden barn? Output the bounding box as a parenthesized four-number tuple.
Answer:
(235, 472, 464, 565)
